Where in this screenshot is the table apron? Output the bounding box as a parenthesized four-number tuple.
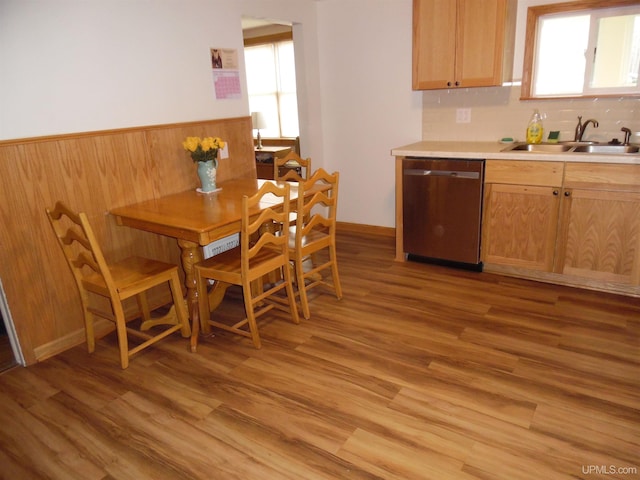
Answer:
(115, 216, 242, 246)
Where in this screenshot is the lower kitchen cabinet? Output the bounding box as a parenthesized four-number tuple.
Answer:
(482, 160, 640, 296)
(482, 160, 563, 271)
(555, 163, 640, 289)
(483, 183, 560, 271)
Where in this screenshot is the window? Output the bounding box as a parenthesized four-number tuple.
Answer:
(523, 1, 640, 99)
(244, 40, 299, 138)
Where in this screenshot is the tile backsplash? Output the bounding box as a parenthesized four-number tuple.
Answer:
(422, 84, 640, 144)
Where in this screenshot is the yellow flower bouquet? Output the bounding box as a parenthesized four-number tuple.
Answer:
(182, 136, 226, 165)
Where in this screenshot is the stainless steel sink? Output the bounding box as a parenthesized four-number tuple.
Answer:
(502, 142, 640, 155)
(558, 141, 598, 146)
(504, 143, 574, 152)
(572, 144, 640, 154)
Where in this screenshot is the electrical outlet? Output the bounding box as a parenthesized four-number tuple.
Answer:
(219, 143, 229, 159)
(456, 108, 471, 123)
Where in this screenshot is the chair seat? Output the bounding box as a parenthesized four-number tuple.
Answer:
(83, 256, 179, 297)
(196, 245, 285, 285)
(288, 227, 331, 250)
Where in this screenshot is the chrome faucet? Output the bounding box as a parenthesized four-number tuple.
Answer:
(574, 116, 599, 142)
(621, 127, 632, 146)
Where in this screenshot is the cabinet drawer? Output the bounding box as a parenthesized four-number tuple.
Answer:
(564, 162, 640, 192)
(485, 160, 563, 186)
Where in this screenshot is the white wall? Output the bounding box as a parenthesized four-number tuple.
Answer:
(316, 0, 422, 227)
(0, 0, 242, 138)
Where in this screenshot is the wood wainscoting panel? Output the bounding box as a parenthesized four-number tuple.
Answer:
(0, 117, 254, 364)
(145, 116, 256, 189)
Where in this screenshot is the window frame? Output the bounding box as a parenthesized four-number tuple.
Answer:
(521, 0, 640, 100)
(243, 32, 299, 139)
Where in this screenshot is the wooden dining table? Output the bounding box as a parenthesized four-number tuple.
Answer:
(110, 178, 313, 352)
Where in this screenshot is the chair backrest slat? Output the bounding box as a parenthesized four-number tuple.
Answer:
(274, 151, 312, 182)
(241, 182, 291, 272)
(295, 169, 339, 246)
(61, 228, 93, 251)
(46, 201, 118, 297)
(72, 252, 101, 273)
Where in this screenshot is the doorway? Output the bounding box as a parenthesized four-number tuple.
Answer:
(0, 310, 16, 371)
(0, 279, 20, 372)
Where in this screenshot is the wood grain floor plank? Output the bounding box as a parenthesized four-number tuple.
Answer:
(198, 405, 382, 480)
(100, 390, 246, 479)
(461, 327, 639, 386)
(203, 363, 358, 455)
(398, 372, 538, 429)
(0, 362, 60, 408)
(391, 386, 626, 480)
(29, 396, 110, 474)
(229, 353, 479, 464)
(558, 329, 639, 363)
(531, 403, 639, 465)
(337, 428, 477, 480)
(463, 442, 580, 480)
(0, 390, 105, 480)
(513, 358, 639, 410)
(429, 357, 639, 425)
(0, 447, 40, 480)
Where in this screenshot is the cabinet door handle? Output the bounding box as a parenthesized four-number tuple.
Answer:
(564, 190, 571, 197)
(553, 190, 559, 196)
(455, 81, 460, 86)
(447, 81, 452, 87)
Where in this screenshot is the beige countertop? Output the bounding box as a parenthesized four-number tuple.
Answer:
(391, 141, 640, 165)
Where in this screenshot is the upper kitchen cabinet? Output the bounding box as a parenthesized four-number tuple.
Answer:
(412, 0, 516, 90)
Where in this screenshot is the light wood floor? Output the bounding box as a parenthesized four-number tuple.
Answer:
(0, 230, 638, 480)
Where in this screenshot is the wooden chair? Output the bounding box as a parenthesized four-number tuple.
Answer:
(274, 151, 313, 229)
(194, 182, 299, 349)
(289, 169, 342, 319)
(274, 151, 312, 182)
(264, 152, 311, 283)
(46, 202, 190, 369)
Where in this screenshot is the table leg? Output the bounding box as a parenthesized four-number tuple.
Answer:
(177, 239, 203, 352)
(177, 239, 233, 352)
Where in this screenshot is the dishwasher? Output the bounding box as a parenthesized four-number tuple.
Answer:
(402, 157, 484, 270)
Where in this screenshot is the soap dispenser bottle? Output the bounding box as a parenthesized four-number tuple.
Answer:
(526, 109, 544, 144)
